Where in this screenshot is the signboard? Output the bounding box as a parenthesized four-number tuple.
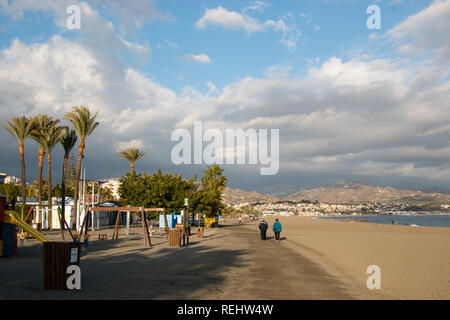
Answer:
(70, 247, 78, 263)
(184, 198, 189, 206)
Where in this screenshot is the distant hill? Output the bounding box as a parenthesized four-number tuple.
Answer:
(225, 181, 450, 205)
(224, 187, 279, 205)
(282, 180, 450, 204)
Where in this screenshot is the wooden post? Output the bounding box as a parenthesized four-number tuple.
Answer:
(112, 211, 121, 240)
(77, 208, 89, 242)
(57, 207, 65, 241)
(141, 207, 152, 247)
(24, 206, 33, 224)
(197, 212, 203, 238)
(141, 209, 146, 246)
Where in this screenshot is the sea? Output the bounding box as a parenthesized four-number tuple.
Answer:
(319, 214, 450, 228)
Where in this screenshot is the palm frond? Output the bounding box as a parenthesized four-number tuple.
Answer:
(60, 128, 78, 155)
(2, 116, 34, 144)
(117, 147, 146, 163)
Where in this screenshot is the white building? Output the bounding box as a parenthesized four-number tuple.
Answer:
(4, 175, 20, 184)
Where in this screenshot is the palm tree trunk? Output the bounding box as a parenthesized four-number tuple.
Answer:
(47, 154, 52, 230)
(38, 148, 44, 226)
(19, 143, 26, 206)
(73, 143, 84, 229)
(61, 154, 68, 230)
(38, 149, 44, 204)
(130, 162, 134, 174)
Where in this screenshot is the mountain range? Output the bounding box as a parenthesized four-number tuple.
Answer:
(225, 181, 450, 205)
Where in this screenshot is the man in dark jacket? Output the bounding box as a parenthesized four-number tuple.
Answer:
(258, 220, 268, 240)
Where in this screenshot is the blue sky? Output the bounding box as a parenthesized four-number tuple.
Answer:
(0, 0, 449, 194)
(0, 0, 432, 92)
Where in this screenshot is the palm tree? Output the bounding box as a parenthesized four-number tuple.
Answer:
(2, 116, 35, 206)
(42, 121, 65, 230)
(59, 128, 78, 228)
(30, 115, 54, 208)
(27, 177, 48, 199)
(117, 147, 146, 173)
(99, 185, 113, 201)
(64, 106, 99, 229)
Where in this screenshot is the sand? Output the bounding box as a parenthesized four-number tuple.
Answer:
(258, 216, 450, 299)
(1, 217, 449, 299)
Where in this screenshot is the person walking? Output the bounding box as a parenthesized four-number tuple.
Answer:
(272, 218, 282, 242)
(258, 220, 268, 240)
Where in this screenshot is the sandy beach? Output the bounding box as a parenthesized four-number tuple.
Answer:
(259, 216, 450, 299)
(1, 217, 449, 299)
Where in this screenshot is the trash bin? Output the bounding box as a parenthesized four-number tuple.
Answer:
(168, 229, 181, 247)
(43, 242, 81, 290)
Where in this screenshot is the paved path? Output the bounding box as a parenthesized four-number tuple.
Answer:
(0, 223, 366, 299)
(219, 223, 356, 299)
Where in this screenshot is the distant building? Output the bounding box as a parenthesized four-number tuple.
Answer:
(4, 176, 20, 185)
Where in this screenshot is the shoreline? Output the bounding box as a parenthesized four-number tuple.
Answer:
(316, 213, 450, 228)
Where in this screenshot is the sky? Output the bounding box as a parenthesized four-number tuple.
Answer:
(0, 0, 449, 195)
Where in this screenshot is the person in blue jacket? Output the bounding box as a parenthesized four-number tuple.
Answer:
(272, 218, 282, 242)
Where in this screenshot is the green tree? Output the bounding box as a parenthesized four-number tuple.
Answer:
(119, 169, 199, 234)
(64, 106, 99, 228)
(27, 178, 48, 199)
(117, 147, 146, 173)
(99, 186, 114, 201)
(119, 170, 197, 210)
(198, 165, 227, 217)
(0, 183, 20, 203)
(118, 165, 227, 222)
(2, 116, 35, 206)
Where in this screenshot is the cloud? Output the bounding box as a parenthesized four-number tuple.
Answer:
(115, 139, 145, 153)
(0, 0, 153, 62)
(385, 0, 450, 68)
(195, 6, 263, 34)
(243, 1, 271, 13)
(206, 81, 219, 94)
(187, 53, 212, 64)
(1, 34, 449, 191)
(195, 5, 301, 50)
(0, 0, 449, 193)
